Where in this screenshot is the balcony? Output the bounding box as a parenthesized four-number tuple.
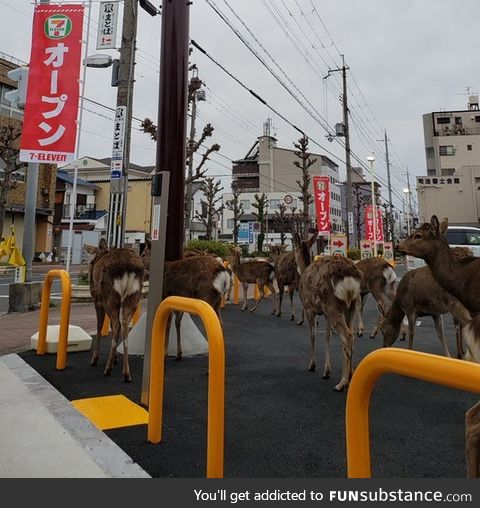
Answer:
(62, 204, 104, 220)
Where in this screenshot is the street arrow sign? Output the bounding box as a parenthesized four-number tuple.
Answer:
(332, 240, 344, 248)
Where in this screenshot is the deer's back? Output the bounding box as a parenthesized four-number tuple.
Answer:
(274, 252, 298, 286)
(235, 259, 274, 284)
(356, 257, 392, 293)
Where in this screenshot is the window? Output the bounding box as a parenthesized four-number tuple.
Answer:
(468, 144, 473, 151)
(466, 232, 480, 245)
(439, 145, 454, 156)
(476, 116, 480, 123)
(441, 168, 455, 176)
(437, 117, 451, 124)
(427, 169, 436, 176)
(240, 199, 250, 210)
(227, 219, 234, 230)
(425, 147, 434, 158)
(455, 117, 462, 125)
(445, 230, 467, 245)
(269, 199, 280, 210)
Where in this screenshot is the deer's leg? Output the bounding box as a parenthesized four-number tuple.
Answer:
(297, 305, 304, 326)
(266, 281, 276, 314)
(90, 302, 105, 367)
(369, 291, 385, 338)
(432, 314, 450, 357)
(332, 317, 354, 392)
(276, 282, 285, 317)
(355, 294, 366, 337)
(466, 401, 480, 478)
(241, 282, 248, 311)
(322, 319, 332, 379)
(119, 297, 137, 383)
(449, 302, 472, 358)
(174, 311, 183, 361)
(455, 319, 465, 359)
(407, 311, 417, 350)
(288, 285, 296, 321)
(104, 306, 121, 377)
(250, 282, 265, 312)
(306, 310, 317, 372)
(400, 316, 408, 341)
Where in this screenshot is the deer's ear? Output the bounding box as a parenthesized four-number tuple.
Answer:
(292, 232, 301, 247)
(145, 237, 151, 250)
(440, 217, 448, 235)
(430, 215, 440, 235)
(84, 244, 97, 255)
(98, 238, 108, 251)
(307, 232, 318, 248)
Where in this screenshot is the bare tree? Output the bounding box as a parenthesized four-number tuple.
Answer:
(252, 192, 269, 253)
(293, 135, 316, 240)
(225, 190, 244, 245)
(353, 184, 369, 246)
(195, 177, 224, 241)
(273, 203, 289, 247)
(0, 125, 21, 237)
(380, 201, 395, 243)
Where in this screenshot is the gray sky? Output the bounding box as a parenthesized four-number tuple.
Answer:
(2, 0, 480, 212)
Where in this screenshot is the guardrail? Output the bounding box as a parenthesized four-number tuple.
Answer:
(345, 348, 480, 478)
(37, 269, 71, 370)
(147, 296, 225, 478)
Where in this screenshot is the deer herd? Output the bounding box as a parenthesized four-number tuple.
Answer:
(84, 214, 480, 477)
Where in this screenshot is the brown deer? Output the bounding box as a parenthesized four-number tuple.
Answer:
(293, 233, 362, 391)
(141, 240, 231, 360)
(381, 266, 471, 357)
(398, 216, 480, 478)
(228, 245, 276, 312)
(355, 257, 397, 338)
(87, 239, 144, 382)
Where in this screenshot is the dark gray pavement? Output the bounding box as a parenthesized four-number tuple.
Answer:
(17, 284, 478, 478)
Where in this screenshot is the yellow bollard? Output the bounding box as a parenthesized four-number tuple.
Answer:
(147, 296, 225, 478)
(233, 275, 239, 305)
(254, 284, 259, 300)
(37, 269, 71, 370)
(346, 348, 480, 478)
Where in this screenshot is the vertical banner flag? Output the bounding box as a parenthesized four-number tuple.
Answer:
(111, 106, 126, 179)
(96, 2, 118, 50)
(313, 175, 331, 233)
(364, 205, 384, 243)
(20, 4, 84, 164)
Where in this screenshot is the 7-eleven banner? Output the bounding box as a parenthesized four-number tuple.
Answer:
(313, 175, 331, 233)
(364, 205, 384, 243)
(20, 4, 84, 164)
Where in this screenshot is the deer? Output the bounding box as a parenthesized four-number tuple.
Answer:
(293, 233, 362, 391)
(228, 245, 276, 313)
(141, 239, 231, 360)
(398, 215, 480, 478)
(354, 257, 397, 338)
(381, 265, 471, 358)
(86, 239, 144, 382)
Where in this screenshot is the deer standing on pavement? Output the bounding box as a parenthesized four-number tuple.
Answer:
(398, 216, 480, 477)
(355, 257, 397, 338)
(293, 233, 362, 391)
(87, 239, 144, 382)
(381, 266, 470, 357)
(141, 240, 231, 360)
(228, 245, 276, 312)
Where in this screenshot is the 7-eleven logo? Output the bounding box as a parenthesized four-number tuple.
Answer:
(44, 14, 72, 39)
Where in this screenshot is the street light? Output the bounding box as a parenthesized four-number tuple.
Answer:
(403, 187, 411, 236)
(367, 154, 378, 257)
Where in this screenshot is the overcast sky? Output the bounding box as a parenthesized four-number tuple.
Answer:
(2, 0, 480, 212)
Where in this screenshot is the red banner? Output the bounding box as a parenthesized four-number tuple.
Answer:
(364, 205, 384, 243)
(20, 4, 84, 164)
(313, 175, 331, 233)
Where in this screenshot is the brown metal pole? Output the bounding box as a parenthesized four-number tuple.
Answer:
(156, 0, 191, 261)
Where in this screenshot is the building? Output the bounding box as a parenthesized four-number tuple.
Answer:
(418, 96, 480, 225)
(227, 134, 342, 239)
(0, 53, 56, 257)
(339, 167, 381, 242)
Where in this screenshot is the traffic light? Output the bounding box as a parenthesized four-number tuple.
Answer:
(5, 66, 29, 110)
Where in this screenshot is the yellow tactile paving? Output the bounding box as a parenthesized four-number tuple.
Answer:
(71, 395, 148, 430)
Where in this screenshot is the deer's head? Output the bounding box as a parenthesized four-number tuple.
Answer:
(379, 304, 397, 347)
(397, 215, 448, 261)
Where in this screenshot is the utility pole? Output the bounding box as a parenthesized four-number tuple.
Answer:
(324, 55, 354, 246)
(378, 130, 394, 241)
(407, 169, 413, 234)
(107, 0, 138, 247)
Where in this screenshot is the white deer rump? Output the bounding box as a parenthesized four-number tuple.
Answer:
(213, 270, 231, 297)
(333, 276, 361, 305)
(383, 266, 397, 284)
(113, 273, 141, 301)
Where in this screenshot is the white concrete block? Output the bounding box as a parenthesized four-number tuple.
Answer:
(30, 325, 93, 354)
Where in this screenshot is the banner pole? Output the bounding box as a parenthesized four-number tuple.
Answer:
(66, 0, 92, 272)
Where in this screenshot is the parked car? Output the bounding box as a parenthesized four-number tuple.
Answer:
(406, 225, 480, 270)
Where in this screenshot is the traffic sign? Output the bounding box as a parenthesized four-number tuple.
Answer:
(284, 194, 293, 205)
(330, 234, 347, 257)
(383, 241, 395, 266)
(360, 239, 373, 259)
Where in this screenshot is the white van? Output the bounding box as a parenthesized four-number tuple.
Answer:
(406, 225, 480, 270)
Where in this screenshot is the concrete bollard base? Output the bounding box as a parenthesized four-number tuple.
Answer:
(8, 282, 42, 313)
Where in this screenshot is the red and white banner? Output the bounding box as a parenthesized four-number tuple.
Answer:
(313, 175, 331, 233)
(20, 4, 84, 164)
(364, 205, 384, 243)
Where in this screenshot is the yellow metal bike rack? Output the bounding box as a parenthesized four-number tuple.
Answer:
(37, 269, 71, 370)
(346, 348, 480, 478)
(147, 296, 225, 478)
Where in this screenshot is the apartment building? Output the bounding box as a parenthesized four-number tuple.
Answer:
(418, 96, 480, 224)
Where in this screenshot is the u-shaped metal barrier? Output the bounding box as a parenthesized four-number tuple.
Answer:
(37, 269, 71, 370)
(346, 348, 480, 478)
(147, 296, 225, 478)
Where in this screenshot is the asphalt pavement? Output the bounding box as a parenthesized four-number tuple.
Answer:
(18, 280, 478, 478)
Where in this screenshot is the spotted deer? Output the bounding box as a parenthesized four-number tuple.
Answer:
(398, 216, 480, 477)
(141, 240, 231, 359)
(228, 245, 276, 312)
(87, 239, 144, 382)
(293, 233, 362, 391)
(355, 257, 397, 338)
